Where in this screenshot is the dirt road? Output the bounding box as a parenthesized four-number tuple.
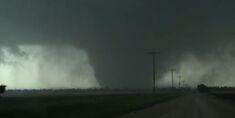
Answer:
(118, 93, 235, 118)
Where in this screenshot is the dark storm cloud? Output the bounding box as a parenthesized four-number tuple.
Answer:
(0, 0, 235, 88)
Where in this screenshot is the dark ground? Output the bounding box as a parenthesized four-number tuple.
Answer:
(0, 93, 180, 118)
(119, 93, 235, 118)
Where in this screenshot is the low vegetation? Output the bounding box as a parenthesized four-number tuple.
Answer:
(0, 93, 181, 118)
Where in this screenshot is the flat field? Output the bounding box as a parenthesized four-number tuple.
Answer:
(0, 93, 180, 118)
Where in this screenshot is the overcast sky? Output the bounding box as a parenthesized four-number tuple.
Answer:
(0, 0, 235, 89)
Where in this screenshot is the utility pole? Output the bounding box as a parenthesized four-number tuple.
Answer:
(182, 80, 185, 88)
(169, 69, 176, 88)
(148, 51, 160, 92)
(178, 75, 182, 88)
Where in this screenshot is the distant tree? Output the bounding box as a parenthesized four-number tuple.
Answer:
(0, 85, 6, 94)
(197, 84, 210, 93)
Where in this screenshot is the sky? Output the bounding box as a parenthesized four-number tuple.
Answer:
(0, 0, 235, 89)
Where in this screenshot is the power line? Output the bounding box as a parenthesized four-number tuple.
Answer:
(178, 75, 182, 88)
(169, 69, 176, 88)
(148, 51, 160, 92)
(182, 80, 186, 88)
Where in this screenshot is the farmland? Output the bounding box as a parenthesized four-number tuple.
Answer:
(0, 91, 182, 118)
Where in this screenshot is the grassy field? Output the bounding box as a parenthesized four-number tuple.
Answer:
(212, 93, 235, 104)
(0, 93, 181, 118)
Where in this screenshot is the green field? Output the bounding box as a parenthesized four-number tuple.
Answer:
(0, 93, 181, 118)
